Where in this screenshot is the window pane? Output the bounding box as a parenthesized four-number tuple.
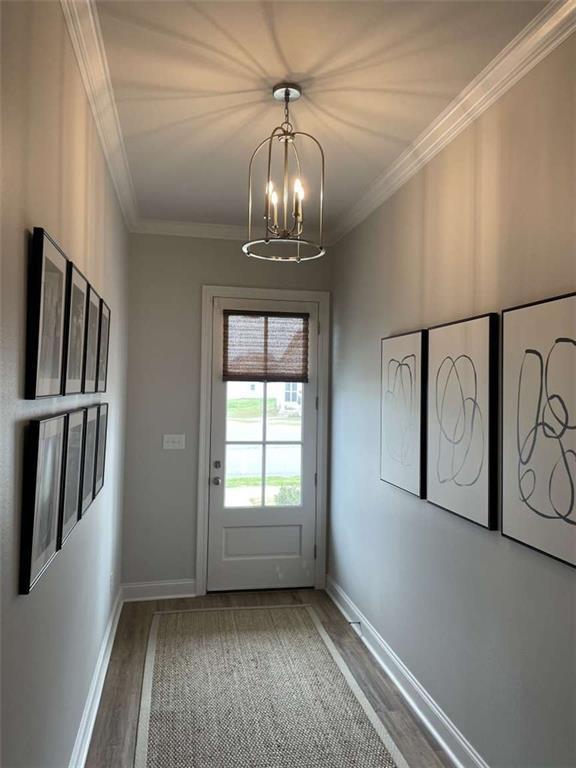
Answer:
(264, 444, 301, 506)
(226, 382, 263, 441)
(225, 444, 262, 507)
(266, 382, 302, 441)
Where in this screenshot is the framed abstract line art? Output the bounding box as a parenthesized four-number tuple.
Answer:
(427, 314, 499, 529)
(20, 414, 66, 593)
(63, 264, 88, 395)
(81, 405, 99, 514)
(380, 330, 428, 497)
(95, 403, 109, 497)
(59, 409, 85, 547)
(502, 292, 575, 567)
(83, 287, 101, 394)
(97, 301, 110, 392)
(26, 228, 68, 399)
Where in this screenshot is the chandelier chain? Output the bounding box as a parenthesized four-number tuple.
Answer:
(280, 89, 293, 135)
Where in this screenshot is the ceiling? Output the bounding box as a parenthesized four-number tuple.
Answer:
(95, 1, 547, 238)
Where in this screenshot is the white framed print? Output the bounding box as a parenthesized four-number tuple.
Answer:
(502, 292, 576, 568)
(427, 314, 499, 529)
(380, 330, 427, 497)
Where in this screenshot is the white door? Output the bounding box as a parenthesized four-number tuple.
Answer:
(207, 297, 319, 591)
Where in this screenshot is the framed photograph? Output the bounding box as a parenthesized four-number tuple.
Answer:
(81, 406, 99, 514)
(380, 330, 428, 497)
(96, 301, 110, 393)
(20, 414, 66, 593)
(502, 292, 575, 567)
(63, 264, 89, 395)
(26, 228, 68, 398)
(95, 403, 109, 497)
(59, 409, 85, 547)
(427, 313, 499, 529)
(83, 287, 101, 394)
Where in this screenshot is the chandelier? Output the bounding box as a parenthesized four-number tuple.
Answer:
(242, 83, 325, 262)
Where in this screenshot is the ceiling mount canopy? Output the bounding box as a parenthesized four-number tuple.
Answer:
(242, 82, 325, 263)
(272, 82, 302, 102)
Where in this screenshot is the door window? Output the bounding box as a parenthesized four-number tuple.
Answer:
(224, 381, 303, 508)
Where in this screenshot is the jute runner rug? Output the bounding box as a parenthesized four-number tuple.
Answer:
(134, 604, 409, 768)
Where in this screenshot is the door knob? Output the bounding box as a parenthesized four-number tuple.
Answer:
(212, 477, 222, 486)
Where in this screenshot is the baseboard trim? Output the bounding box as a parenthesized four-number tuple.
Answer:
(69, 580, 198, 765)
(68, 592, 123, 768)
(326, 576, 490, 768)
(121, 579, 197, 602)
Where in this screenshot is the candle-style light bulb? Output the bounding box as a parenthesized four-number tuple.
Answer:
(293, 178, 304, 220)
(265, 181, 274, 225)
(271, 190, 279, 228)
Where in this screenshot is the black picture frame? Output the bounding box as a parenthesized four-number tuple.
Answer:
(96, 301, 111, 393)
(501, 291, 576, 569)
(63, 263, 89, 395)
(426, 313, 499, 530)
(58, 409, 86, 548)
(20, 414, 66, 593)
(83, 287, 101, 394)
(380, 329, 428, 498)
(95, 403, 109, 497)
(81, 406, 99, 515)
(25, 228, 68, 399)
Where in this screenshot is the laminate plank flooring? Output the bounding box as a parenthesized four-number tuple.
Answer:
(85, 589, 453, 768)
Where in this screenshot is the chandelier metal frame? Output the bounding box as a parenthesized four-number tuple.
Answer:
(242, 83, 325, 262)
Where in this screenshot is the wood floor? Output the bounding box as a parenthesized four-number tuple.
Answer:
(85, 589, 453, 768)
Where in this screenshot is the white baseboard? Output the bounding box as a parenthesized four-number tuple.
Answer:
(121, 579, 197, 602)
(68, 580, 197, 766)
(68, 592, 123, 768)
(326, 576, 490, 768)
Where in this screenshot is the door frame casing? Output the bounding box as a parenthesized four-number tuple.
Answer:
(196, 285, 330, 595)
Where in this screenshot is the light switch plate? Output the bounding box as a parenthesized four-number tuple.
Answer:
(163, 434, 186, 450)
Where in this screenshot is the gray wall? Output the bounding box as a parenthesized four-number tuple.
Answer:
(1, 3, 128, 766)
(123, 234, 331, 584)
(329, 36, 576, 768)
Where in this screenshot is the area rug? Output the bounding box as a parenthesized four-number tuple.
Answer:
(134, 604, 409, 768)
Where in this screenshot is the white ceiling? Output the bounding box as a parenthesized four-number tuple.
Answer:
(96, 1, 547, 236)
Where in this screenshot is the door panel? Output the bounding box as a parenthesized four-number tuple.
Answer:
(207, 298, 318, 591)
(222, 525, 302, 559)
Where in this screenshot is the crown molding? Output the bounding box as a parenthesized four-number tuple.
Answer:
(330, 0, 576, 243)
(133, 217, 340, 244)
(61, 0, 139, 229)
(63, 0, 576, 245)
(132, 218, 246, 241)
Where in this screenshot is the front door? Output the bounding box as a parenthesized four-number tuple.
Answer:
(207, 297, 319, 591)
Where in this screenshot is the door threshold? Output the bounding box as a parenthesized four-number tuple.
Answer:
(207, 586, 316, 594)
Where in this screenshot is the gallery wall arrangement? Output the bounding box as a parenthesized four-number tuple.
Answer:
(20, 404, 110, 594)
(380, 293, 574, 569)
(26, 227, 111, 400)
(21, 226, 113, 594)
